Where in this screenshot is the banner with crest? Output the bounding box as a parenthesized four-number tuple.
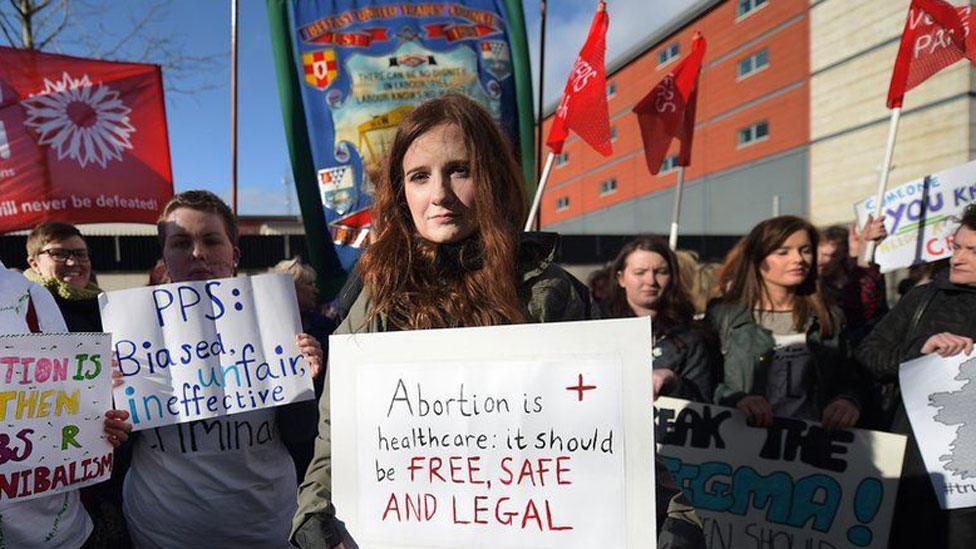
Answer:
(272, 0, 531, 271)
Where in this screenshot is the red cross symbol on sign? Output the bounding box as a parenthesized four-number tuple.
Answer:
(566, 374, 597, 402)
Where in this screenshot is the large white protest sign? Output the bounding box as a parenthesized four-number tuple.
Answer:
(99, 274, 313, 431)
(330, 317, 655, 548)
(854, 159, 976, 273)
(655, 397, 906, 549)
(0, 333, 114, 502)
(900, 352, 976, 510)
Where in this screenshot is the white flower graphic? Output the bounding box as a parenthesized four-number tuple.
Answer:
(21, 72, 135, 168)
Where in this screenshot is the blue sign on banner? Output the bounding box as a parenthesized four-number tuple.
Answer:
(286, 1, 524, 270)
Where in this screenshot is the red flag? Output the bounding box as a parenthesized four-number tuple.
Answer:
(0, 47, 173, 232)
(545, 1, 611, 157)
(633, 32, 707, 176)
(887, 0, 975, 109)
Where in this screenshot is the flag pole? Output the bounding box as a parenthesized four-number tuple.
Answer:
(524, 152, 555, 231)
(864, 107, 901, 261)
(535, 0, 547, 182)
(230, 0, 240, 215)
(668, 166, 685, 250)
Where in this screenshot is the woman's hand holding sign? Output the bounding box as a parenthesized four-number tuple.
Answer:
(921, 332, 974, 358)
(297, 333, 324, 379)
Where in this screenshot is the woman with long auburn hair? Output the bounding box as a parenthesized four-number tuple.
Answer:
(293, 95, 706, 549)
(607, 236, 714, 402)
(707, 216, 861, 430)
(292, 94, 597, 546)
(355, 93, 532, 329)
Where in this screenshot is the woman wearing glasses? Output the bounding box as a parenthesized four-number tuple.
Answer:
(26, 221, 102, 332)
(25, 221, 134, 546)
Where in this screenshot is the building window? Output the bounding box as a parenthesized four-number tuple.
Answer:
(660, 155, 680, 173)
(599, 178, 618, 196)
(609, 126, 618, 142)
(737, 0, 768, 18)
(556, 196, 570, 211)
(658, 42, 680, 66)
(606, 81, 617, 98)
(737, 48, 769, 79)
(555, 152, 569, 166)
(738, 120, 769, 147)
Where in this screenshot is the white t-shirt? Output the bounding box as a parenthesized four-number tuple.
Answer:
(0, 263, 93, 548)
(124, 408, 297, 548)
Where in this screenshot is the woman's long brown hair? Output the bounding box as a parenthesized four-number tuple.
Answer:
(607, 235, 694, 336)
(722, 216, 837, 338)
(357, 94, 527, 329)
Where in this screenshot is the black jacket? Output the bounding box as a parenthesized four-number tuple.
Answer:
(856, 276, 976, 418)
(54, 294, 102, 332)
(654, 323, 715, 403)
(855, 275, 976, 549)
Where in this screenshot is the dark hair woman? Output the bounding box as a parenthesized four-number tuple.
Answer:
(293, 94, 704, 549)
(608, 235, 713, 401)
(707, 216, 861, 430)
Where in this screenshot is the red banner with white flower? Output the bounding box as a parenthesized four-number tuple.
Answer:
(0, 47, 173, 232)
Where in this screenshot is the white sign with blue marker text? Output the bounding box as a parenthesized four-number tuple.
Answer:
(854, 159, 976, 273)
(99, 274, 314, 431)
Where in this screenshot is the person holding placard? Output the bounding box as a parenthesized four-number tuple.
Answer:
(607, 236, 714, 402)
(856, 204, 976, 549)
(120, 191, 324, 548)
(292, 94, 705, 549)
(708, 216, 861, 430)
(0, 261, 131, 548)
(817, 217, 889, 347)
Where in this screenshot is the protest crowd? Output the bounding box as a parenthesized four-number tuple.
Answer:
(4, 0, 976, 547)
(0, 90, 972, 548)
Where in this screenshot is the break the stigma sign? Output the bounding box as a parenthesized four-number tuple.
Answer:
(0, 333, 114, 503)
(330, 317, 655, 548)
(655, 397, 907, 549)
(99, 274, 314, 431)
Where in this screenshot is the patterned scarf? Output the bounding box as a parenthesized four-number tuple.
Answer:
(23, 268, 101, 301)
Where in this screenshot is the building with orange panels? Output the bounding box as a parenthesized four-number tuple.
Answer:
(540, 0, 810, 237)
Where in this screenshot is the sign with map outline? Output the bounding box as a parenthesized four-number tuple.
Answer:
(901, 352, 976, 509)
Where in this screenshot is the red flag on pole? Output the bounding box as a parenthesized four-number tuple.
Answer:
(887, 0, 975, 108)
(633, 32, 707, 176)
(0, 46, 173, 232)
(545, 1, 612, 156)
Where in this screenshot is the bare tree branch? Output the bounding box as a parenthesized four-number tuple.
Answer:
(31, 0, 55, 14)
(0, 10, 20, 46)
(99, 0, 166, 58)
(4, 0, 226, 97)
(34, 0, 66, 50)
(8, 0, 26, 18)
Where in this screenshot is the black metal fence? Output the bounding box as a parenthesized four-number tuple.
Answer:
(0, 234, 310, 273)
(1, 233, 741, 273)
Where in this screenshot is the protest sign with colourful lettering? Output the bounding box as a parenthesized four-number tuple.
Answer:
(330, 317, 655, 548)
(99, 274, 313, 431)
(901, 352, 976, 510)
(0, 333, 113, 502)
(854, 159, 976, 273)
(655, 397, 906, 549)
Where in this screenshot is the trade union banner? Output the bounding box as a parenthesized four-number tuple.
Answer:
(0, 46, 173, 232)
(270, 1, 533, 271)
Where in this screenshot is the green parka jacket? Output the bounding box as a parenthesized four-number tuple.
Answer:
(292, 233, 705, 549)
(706, 302, 861, 413)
